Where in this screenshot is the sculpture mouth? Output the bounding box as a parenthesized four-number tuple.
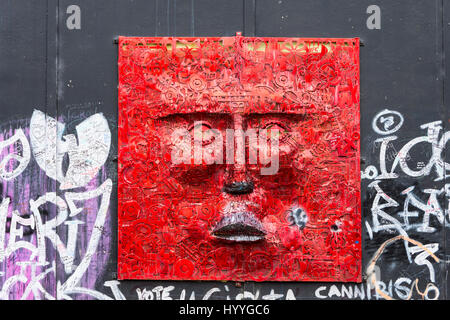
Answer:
(211, 212, 266, 242)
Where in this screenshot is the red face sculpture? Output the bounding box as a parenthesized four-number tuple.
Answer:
(118, 35, 361, 281)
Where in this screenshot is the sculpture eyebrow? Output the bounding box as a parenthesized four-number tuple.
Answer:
(158, 111, 307, 120)
(156, 112, 230, 121)
(248, 112, 308, 122)
(250, 112, 305, 117)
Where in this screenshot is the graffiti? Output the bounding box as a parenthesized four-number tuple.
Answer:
(0, 110, 113, 300)
(57, 179, 112, 296)
(30, 109, 111, 190)
(315, 277, 439, 300)
(365, 180, 448, 262)
(363, 120, 449, 181)
(314, 234, 441, 300)
(364, 117, 449, 245)
(0, 129, 30, 181)
(135, 284, 296, 300)
(361, 109, 448, 300)
(371, 109, 404, 135)
(365, 235, 440, 300)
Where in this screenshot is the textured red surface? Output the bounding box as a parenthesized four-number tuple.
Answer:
(117, 35, 361, 281)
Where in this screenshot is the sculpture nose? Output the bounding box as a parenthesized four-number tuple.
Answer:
(221, 113, 255, 196)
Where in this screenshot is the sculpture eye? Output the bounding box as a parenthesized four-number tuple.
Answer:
(262, 121, 289, 142)
(188, 121, 216, 146)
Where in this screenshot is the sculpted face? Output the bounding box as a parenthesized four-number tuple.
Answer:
(118, 36, 361, 281)
(157, 111, 306, 243)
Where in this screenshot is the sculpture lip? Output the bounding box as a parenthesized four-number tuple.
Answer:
(211, 211, 266, 242)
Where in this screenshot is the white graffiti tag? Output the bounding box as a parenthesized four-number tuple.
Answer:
(0, 129, 31, 181)
(30, 109, 111, 189)
(0, 109, 114, 300)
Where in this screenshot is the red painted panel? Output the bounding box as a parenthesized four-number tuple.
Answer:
(117, 35, 361, 281)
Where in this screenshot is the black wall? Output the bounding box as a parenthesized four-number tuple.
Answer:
(0, 0, 448, 300)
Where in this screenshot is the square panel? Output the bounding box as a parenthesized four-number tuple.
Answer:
(117, 35, 361, 281)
